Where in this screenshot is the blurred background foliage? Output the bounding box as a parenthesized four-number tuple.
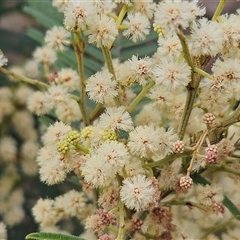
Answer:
(0, 0, 37, 88)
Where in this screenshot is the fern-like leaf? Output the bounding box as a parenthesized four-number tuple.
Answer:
(25, 232, 85, 240)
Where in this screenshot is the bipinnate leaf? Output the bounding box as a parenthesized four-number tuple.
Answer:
(24, 0, 63, 28)
(25, 232, 85, 240)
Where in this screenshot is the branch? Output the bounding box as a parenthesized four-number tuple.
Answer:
(0, 67, 80, 102)
(126, 81, 155, 113)
(73, 32, 89, 126)
(212, 0, 228, 21)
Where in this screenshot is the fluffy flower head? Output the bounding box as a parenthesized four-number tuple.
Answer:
(52, 0, 70, 12)
(56, 68, 79, 91)
(46, 85, 70, 105)
(0, 222, 7, 239)
(32, 198, 57, 227)
(154, 58, 191, 91)
(45, 26, 71, 52)
(85, 15, 118, 48)
(39, 159, 67, 185)
(120, 174, 159, 212)
(128, 125, 161, 158)
(55, 99, 82, 124)
(133, 0, 156, 19)
(154, 1, 194, 32)
(61, 190, 87, 217)
(156, 127, 178, 158)
(42, 121, 71, 146)
(33, 46, 57, 64)
(0, 50, 8, 67)
(92, 1, 117, 15)
(122, 12, 150, 42)
(95, 141, 130, 170)
(81, 155, 116, 188)
(156, 34, 182, 59)
(64, 2, 93, 31)
(99, 106, 133, 132)
(196, 184, 224, 207)
(27, 91, 52, 116)
(129, 55, 155, 86)
(188, 18, 223, 56)
(86, 70, 118, 104)
(211, 58, 240, 89)
(0, 136, 17, 162)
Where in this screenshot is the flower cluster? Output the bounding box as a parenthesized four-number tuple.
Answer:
(0, 85, 40, 232)
(1, 0, 240, 239)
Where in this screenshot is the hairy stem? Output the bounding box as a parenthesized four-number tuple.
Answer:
(116, 201, 126, 240)
(101, 45, 121, 106)
(89, 103, 104, 122)
(0, 66, 81, 102)
(187, 130, 209, 175)
(163, 199, 209, 211)
(101, 45, 116, 79)
(73, 32, 89, 126)
(177, 78, 201, 140)
(177, 32, 194, 69)
(143, 151, 193, 168)
(176, 32, 203, 140)
(0, 66, 48, 89)
(116, 4, 128, 28)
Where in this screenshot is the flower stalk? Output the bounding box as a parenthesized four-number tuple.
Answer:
(163, 199, 209, 211)
(126, 81, 155, 113)
(0, 66, 49, 89)
(101, 45, 122, 106)
(73, 32, 89, 126)
(176, 31, 205, 140)
(89, 103, 104, 122)
(116, 4, 129, 28)
(187, 130, 209, 176)
(177, 80, 200, 140)
(116, 201, 126, 240)
(212, 0, 228, 21)
(0, 67, 81, 102)
(144, 151, 193, 168)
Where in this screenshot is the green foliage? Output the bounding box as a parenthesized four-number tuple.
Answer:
(25, 232, 85, 240)
(23, 0, 63, 28)
(114, 32, 158, 61)
(193, 174, 240, 220)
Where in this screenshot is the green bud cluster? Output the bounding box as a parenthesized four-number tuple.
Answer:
(80, 126, 93, 139)
(57, 140, 70, 154)
(66, 130, 81, 145)
(103, 130, 117, 141)
(153, 23, 164, 37)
